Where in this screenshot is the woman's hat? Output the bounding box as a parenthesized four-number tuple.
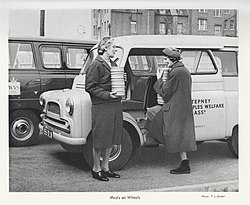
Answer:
(162, 47, 181, 59)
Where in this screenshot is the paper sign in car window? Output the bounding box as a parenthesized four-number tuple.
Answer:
(9, 81, 20, 95)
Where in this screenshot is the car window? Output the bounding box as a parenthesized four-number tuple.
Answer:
(127, 48, 168, 75)
(182, 50, 216, 74)
(9, 42, 35, 69)
(40, 46, 62, 69)
(66, 48, 88, 69)
(213, 51, 238, 76)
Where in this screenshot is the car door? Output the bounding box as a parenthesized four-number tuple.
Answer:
(182, 49, 226, 141)
(63, 44, 89, 88)
(35, 42, 66, 93)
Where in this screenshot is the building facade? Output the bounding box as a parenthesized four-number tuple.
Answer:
(91, 9, 237, 39)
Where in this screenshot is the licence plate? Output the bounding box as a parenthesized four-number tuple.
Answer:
(43, 127, 53, 139)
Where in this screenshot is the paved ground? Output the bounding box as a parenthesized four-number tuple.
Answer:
(9, 140, 238, 192)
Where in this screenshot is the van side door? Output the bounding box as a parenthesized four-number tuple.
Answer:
(182, 50, 226, 141)
(34, 42, 66, 93)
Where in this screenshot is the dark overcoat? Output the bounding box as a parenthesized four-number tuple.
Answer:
(148, 61, 197, 153)
(85, 56, 123, 149)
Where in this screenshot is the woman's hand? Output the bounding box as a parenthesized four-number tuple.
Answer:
(110, 91, 118, 99)
(157, 68, 164, 79)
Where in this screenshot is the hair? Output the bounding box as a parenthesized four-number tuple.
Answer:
(97, 36, 113, 55)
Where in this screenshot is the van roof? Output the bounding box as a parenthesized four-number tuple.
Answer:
(8, 36, 98, 45)
(114, 35, 238, 49)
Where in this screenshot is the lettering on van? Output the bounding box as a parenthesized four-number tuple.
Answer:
(192, 98, 224, 116)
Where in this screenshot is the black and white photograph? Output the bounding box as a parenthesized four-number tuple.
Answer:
(1, 0, 250, 204)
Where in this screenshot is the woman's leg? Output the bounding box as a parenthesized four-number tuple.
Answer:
(101, 147, 120, 178)
(179, 152, 188, 161)
(92, 147, 102, 172)
(101, 147, 112, 171)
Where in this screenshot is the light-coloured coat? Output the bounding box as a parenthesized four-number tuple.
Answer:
(148, 61, 197, 153)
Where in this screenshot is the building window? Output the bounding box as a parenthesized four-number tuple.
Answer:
(198, 9, 207, 13)
(214, 9, 222, 17)
(198, 19, 208, 31)
(106, 20, 109, 35)
(131, 9, 138, 13)
(230, 20, 235, 30)
(214, 25, 222, 36)
(159, 9, 166, 14)
(159, 23, 166, 34)
(131, 21, 137, 34)
(101, 22, 104, 34)
(177, 9, 183, 15)
(93, 10, 96, 18)
(93, 26, 96, 36)
(104, 22, 106, 33)
(224, 10, 230, 14)
(177, 23, 183, 34)
(224, 20, 228, 29)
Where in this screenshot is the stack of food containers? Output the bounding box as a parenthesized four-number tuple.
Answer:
(157, 68, 169, 104)
(111, 67, 125, 97)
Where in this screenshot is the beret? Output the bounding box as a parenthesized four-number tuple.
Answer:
(162, 47, 181, 59)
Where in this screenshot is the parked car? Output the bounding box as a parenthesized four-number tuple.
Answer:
(39, 35, 238, 170)
(9, 37, 97, 146)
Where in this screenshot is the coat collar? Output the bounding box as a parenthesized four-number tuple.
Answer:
(169, 61, 184, 71)
(95, 55, 112, 71)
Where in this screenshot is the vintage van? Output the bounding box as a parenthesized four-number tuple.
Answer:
(39, 35, 238, 170)
(9, 37, 97, 146)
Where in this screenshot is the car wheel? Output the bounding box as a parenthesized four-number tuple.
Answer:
(82, 128, 133, 171)
(227, 126, 238, 158)
(9, 110, 39, 147)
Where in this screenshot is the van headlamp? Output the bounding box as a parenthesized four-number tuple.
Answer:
(65, 98, 74, 115)
(39, 94, 45, 106)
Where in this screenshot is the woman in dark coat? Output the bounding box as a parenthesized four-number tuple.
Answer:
(143, 47, 197, 174)
(85, 36, 122, 181)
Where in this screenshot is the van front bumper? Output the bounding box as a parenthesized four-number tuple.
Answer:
(39, 122, 87, 145)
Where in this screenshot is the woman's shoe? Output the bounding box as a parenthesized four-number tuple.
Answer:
(91, 170, 109, 181)
(170, 159, 191, 174)
(102, 170, 120, 178)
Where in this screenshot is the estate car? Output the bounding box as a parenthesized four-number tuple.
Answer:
(9, 37, 97, 146)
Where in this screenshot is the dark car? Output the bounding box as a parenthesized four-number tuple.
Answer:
(8, 37, 97, 146)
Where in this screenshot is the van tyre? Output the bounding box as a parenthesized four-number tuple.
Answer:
(227, 126, 238, 158)
(82, 128, 133, 171)
(9, 110, 39, 147)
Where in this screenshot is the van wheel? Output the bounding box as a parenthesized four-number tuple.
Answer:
(9, 110, 39, 147)
(227, 126, 238, 158)
(82, 128, 133, 171)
